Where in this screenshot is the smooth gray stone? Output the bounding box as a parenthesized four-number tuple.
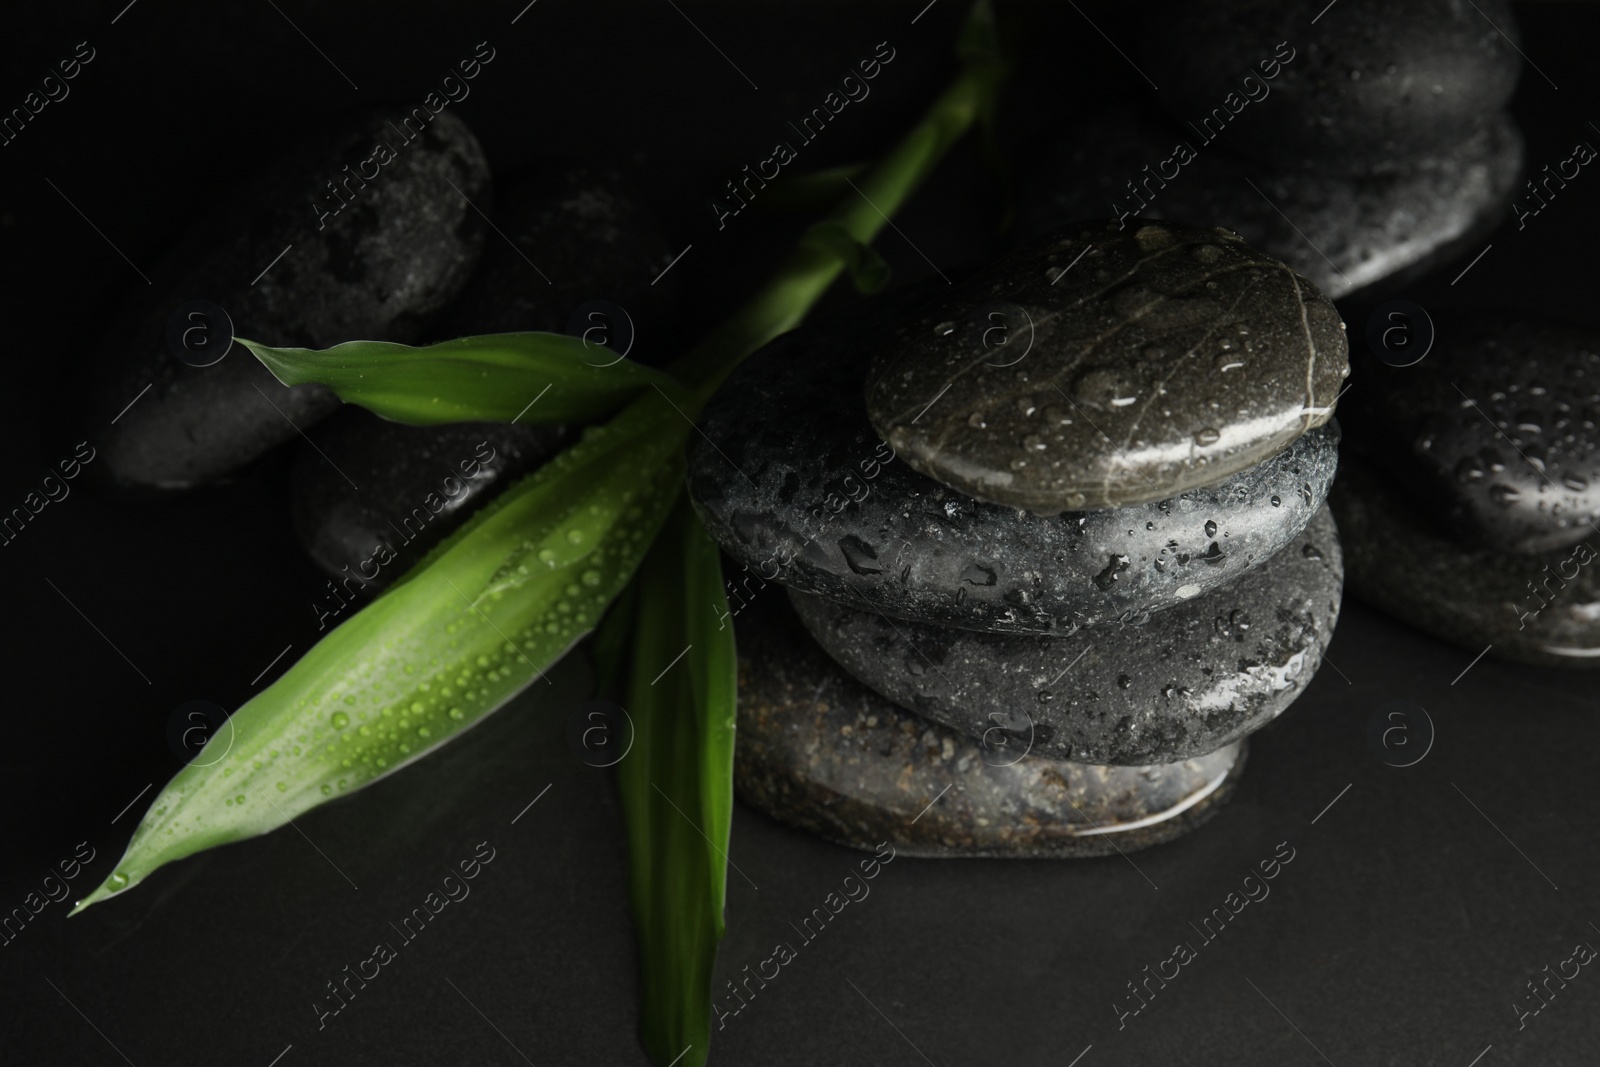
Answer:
(90, 109, 490, 493)
(734, 595, 1247, 859)
(865, 219, 1349, 511)
(690, 298, 1341, 635)
(435, 165, 677, 351)
(1331, 460, 1600, 668)
(289, 408, 569, 589)
(291, 167, 678, 589)
(1014, 104, 1523, 302)
(790, 505, 1344, 765)
(1138, 0, 1522, 175)
(1343, 311, 1600, 555)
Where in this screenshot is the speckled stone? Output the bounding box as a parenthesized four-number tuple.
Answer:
(1343, 311, 1600, 555)
(690, 296, 1341, 634)
(1139, 0, 1523, 175)
(791, 505, 1343, 765)
(865, 219, 1349, 511)
(89, 109, 490, 493)
(1014, 104, 1523, 301)
(733, 596, 1247, 858)
(289, 409, 569, 588)
(1331, 460, 1600, 668)
(435, 165, 677, 351)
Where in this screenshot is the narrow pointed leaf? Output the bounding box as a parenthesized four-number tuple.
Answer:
(75, 392, 690, 913)
(237, 332, 681, 426)
(616, 500, 738, 1067)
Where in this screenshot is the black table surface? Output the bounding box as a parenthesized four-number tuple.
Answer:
(3, 3, 1599, 1065)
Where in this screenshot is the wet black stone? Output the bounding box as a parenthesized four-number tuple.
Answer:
(790, 505, 1344, 765)
(1332, 460, 1600, 668)
(1015, 104, 1522, 302)
(1343, 311, 1600, 555)
(1139, 0, 1522, 175)
(734, 593, 1247, 859)
(292, 166, 678, 586)
(435, 165, 678, 355)
(89, 109, 491, 493)
(864, 219, 1349, 511)
(690, 298, 1341, 635)
(289, 408, 569, 589)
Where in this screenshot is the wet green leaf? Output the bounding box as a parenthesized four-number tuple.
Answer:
(237, 332, 681, 426)
(75, 392, 690, 914)
(616, 499, 738, 1067)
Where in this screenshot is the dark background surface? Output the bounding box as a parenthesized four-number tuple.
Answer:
(2, 2, 1598, 1064)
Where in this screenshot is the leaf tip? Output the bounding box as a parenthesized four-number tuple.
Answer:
(69, 869, 137, 916)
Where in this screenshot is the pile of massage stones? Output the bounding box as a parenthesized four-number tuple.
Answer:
(689, 219, 1351, 858)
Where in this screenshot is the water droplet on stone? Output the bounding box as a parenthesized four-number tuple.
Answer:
(1270, 495, 1282, 507)
(960, 562, 997, 586)
(1194, 427, 1221, 446)
(1204, 519, 1218, 538)
(967, 411, 987, 429)
(1093, 554, 1130, 590)
(1490, 484, 1520, 508)
(839, 535, 883, 575)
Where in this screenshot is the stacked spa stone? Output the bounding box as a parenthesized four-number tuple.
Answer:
(689, 219, 1350, 858)
(1333, 312, 1600, 666)
(1016, 0, 1525, 302)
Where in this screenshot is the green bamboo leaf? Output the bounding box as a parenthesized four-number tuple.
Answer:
(236, 332, 682, 426)
(74, 391, 690, 914)
(616, 499, 738, 1067)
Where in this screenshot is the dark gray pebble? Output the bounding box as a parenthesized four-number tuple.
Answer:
(1343, 311, 1600, 555)
(90, 108, 490, 493)
(691, 297, 1340, 634)
(291, 167, 679, 587)
(789, 505, 1343, 765)
(1139, 0, 1522, 174)
(1331, 460, 1600, 668)
(289, 409, 569, 590)
(1015, 104, 1522, 302)
(435, 165, 677, 353)
(865, 219, 1348, 511)
(734, 596, 1246, 858)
